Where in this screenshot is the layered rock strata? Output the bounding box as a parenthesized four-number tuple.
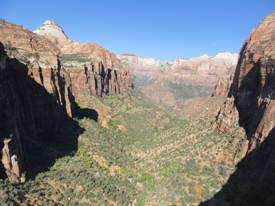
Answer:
(0, 20, 74, 181)
(215, 11, 275, 189)
(69, 61, 133, 101)
(157, 54, 237, 88)
(0, 19, 134, 181)
(212, 65, 236, 97)
(34, 19, 134, 99)
(117, 52, 238, 88)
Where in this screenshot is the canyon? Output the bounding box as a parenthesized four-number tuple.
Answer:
(0, 10, 275, 206)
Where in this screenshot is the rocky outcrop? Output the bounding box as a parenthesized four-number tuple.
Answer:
(69, 62, 133, 101)
(33, 19, 68, 48)
(212, 65, 236, 97)
(215, 97, 239, 133)
(34, 19, 134, 99)
(215, 11, 275, 190)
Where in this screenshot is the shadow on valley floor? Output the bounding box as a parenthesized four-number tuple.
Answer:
(26, 103, 99, 180)
(199, 55, 275, 206)
(0, 45, 99, 181)
(199, 127, 275, 206)
(74, 101, 98, 121)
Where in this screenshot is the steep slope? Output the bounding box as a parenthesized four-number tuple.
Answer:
(0, 19, 135, 183)
(212, 65, 236, 97)
(208, 11, 275, 206)
(34, 19, 134, 100)
(0, 20, 75, 182)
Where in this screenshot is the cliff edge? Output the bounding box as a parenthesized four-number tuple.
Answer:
(214, 11, 275, 200)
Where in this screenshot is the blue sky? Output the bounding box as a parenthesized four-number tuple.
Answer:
(1, 0, 274, 61)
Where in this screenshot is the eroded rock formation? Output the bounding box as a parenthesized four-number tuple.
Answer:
(34, 19, 134, 99)
(69, 62, 133, 101)
(0, 29, 74, 182)
(0, 19, 134, 181)
(212, 65, 236, 97)
(215, 11, 275, 189)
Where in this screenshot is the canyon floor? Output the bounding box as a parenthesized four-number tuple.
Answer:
(1, 11, 275, 206)
(0, 88, 261, 206)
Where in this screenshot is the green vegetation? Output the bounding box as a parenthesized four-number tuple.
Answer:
(143, 80, 212, 106)
(180, 67, 191, 71)
(132, 74, 156, 89)
(62, 53, 100, 63)
(4, 41, 40, 66)
(0, 88, 251, 205)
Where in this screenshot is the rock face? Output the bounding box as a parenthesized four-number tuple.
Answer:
(0, 19, 134, 181)
(212, 65, 236, 97)
(34, 19, 134, 100)
(117, 52, 238, 88)
(0, 20, 75, 181)
(68, 62, 133, 101)
(33, 19, 68, 47)
(215, 11, 275, 191)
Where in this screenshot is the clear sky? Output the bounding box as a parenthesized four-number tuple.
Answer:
(0, 0, 274, 61)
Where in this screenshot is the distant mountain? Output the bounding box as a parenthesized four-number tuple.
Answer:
(117, 54, 185, 81)
(118, 52, 238, 87)
(118, 52, 238, 105)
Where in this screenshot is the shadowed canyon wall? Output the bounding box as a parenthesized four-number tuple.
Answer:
(0, 20, 134, 181)
(207, 11, 275, 206)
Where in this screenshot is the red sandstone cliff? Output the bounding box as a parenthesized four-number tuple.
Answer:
(119, 52, 237, 105)
(34, 20, 134, 100)
(212, 65, 236, 97)
(0, 19, 134, 181)
(215, 11, 275, 191)
(0, 20, 75, 182)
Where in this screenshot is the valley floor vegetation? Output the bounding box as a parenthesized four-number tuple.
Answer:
(0, 88, 251, 206)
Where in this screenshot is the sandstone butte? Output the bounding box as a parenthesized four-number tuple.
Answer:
(117, 52, 238, 88)
(214, 11, 275, 191)
(0, 19, 133, 182)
